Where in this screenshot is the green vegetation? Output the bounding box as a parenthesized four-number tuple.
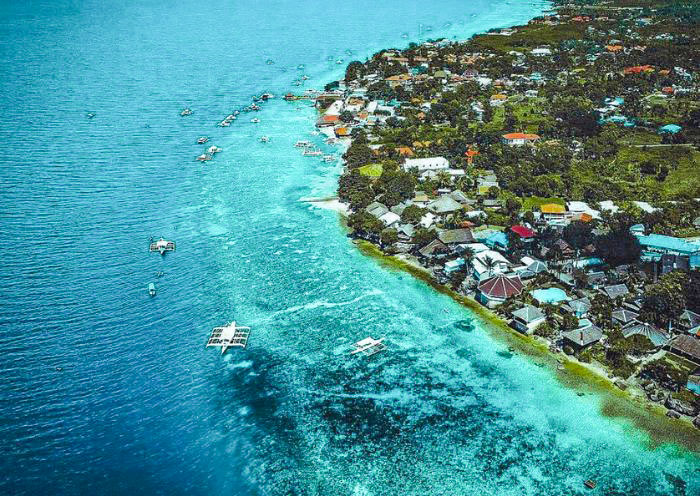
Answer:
(358, 163, 383, 177)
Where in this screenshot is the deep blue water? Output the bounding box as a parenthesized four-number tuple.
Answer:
(1, 1, 698, 495)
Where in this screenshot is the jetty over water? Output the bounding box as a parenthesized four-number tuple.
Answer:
(207, 322, 251, 354)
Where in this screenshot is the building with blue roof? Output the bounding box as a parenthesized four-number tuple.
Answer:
(636, 233, 700, 267)
(659, 124, 682, 134)
(484, 231, 509, 251)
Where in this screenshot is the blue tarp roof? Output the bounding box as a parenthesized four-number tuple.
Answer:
(638, 234, 700, 254)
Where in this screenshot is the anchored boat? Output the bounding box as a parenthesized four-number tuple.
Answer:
(197, 136, 209, 144)
(148, 283, 156, 296)
(149, 238, 176, 255)
(350, 337, 386, 356)
(180, 108, 193, 116)
(206, 321, 251, 354)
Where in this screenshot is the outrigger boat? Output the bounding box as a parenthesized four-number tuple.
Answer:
(259, 136, 270, 142)
(206, 321, 251, 354)
(148, 283, 156, 297)
(250, 118, 260, 123)
(295, 140, 312, 147)
(350, 337, 386, 357)
(218, 120, 231, 127)
(206, 145, 222, 154)
(260, 93, 274, 100)
(149, 238, 176, 255)
(196, 153, 212, 161)
(197, 136, 209, 144)
(180, 108, 193, 116)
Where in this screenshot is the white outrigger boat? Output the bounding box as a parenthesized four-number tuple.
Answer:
(350, 337, 386, 356)
(196, 153, 212, 161)
(149, 238, 176, 255)
(197, 136, 209, 144)
(295, 140, 312, 148)
(250, 118, 260, 123)
(148, 283, 156, 296)
(259, 136, 271, 142)
(206, 321, 251, 354)
(302, 148, 323, 157)
(180, 108, 193, 116)
(206, 145, 222, 154)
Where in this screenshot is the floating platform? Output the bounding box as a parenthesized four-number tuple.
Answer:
(350, 337, 386, 356)
(207, 322, 251, 354)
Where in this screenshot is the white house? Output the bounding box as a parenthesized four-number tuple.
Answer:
(379, 211, 401, 227)
(403, 156, 450, 172)
(472, 249, 510, 281)
(531, 47, 552, 56)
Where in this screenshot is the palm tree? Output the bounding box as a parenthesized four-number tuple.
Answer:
(482, 254, 497, 278)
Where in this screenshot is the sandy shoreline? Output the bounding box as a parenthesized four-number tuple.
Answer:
(302, 196, 350, 216)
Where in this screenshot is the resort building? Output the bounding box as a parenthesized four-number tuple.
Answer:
(501, 132, 540, 146)
(402, 156, 450, 172)
(634, 233, 700, 268)
(472, 250, 510, 281)
(511, 305, 546, 333)
(562, 321, 603, 350)
(477, 274, 524, 308)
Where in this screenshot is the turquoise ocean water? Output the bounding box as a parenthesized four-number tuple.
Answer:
(1, 1, 698, 494)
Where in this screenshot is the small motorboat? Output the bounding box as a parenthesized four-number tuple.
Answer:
(149, 238, 176, 255)
(86, 112, 96, 119)
(297, 64, 305, 70)
(218, 120, 231, 127)
(250, 118, 260, 123)
(250, 104, 261, 111)
(259, 136, 270, 142)
(155, 271, 165, 278)
(261, 93, 274, 100)
(295, 140, 312, 147)
(301, 75, 310, 80)
(180, 108, 193, 116)
(207, 145, 222, 154)
(302, 149, 322, 157)
(584, 480, 596, 490)
(196, 153, 212, 161)
(225, 114, 236, 121)
(197, 136, 209, 144)
(336, 59, 344, 64)
(148, 283, 156, 297)
(266, 59, 275, 65)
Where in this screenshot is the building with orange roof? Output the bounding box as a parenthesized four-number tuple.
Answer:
(624, 65, 654, 75)
(396, 146, 414, 157)
(334, 127, 351, 138)
(502, 133, 540, 146)
(606, 45, 623, 52)
(465, 147, 479, 165)
(490, 94, 508, 106)
(661, 87, 674, 95)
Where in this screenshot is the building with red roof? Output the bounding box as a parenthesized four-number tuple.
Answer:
(502, 133, 540, 146)
(510, 225, 536, 239)
(477, 274, 524, 307)
(624, 65, 654, 75)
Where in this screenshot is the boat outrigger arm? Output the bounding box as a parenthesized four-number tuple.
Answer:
(206, 322, 251, 354)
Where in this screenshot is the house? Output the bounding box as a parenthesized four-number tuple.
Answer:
(552, 238, 575, 258)
(678, 310, 700, 334)
(427, 195, 463, 215)
(562, 321, 603, 350)
(624, 65, 654, 74)
(601, 283, 629, 300)
(379, 211, 401, 227)
(622, 322, 670, 347)
(477, 274, 523, 307)
(531, 47, 552, 56)
(510, 225, 536, 241)
(418, 239, 450, 259)
(484, 231, 509, 251)
(629, 224, 645, 236)
(632, 201, 658, 214)
(438, 229, 474, 245)
(511, 305, 546, 333)
(365, 201, 389, 218)
(585, 271, 607, 289)
(565, 297, 592, 318)
(612, 308, 638, 327)
(666, 335, 700, 365)
(540, 203, 567, 222)
(502, 132, 540, 146)
(490, 94, 508, 106)
(659, 124, 682, 134)
(403, 156, 450, 172)
(419, 212, 437, 228)
(566, 201, 600, 219)
(472, 249, 510, 281)
(396, 224, 415, 241)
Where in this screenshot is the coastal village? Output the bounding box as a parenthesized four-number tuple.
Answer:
(289, 0, 700, 427)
